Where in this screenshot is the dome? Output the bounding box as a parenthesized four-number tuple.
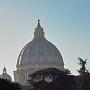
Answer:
(0, 67, 12, 81)
(17, 20, 64, 70)
(17, 39, 64, 68)
(14, 20, 64, 85)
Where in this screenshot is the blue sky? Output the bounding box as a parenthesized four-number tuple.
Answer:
(0, 0, 90, 79)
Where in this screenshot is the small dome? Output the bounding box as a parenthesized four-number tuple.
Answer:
(0, 67, 12, 81)
(17, 20, 64, 70)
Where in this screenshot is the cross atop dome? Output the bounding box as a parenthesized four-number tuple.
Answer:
(38, 19, 40, 24)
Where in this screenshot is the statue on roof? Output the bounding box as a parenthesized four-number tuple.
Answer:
(78, 57, 89, 75)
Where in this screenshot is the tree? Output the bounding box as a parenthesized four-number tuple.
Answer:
(76, 57, 90, 90)
(0, 78, 21, 90)
(29, 68, 70, 83)
(28, 68, 78, 90)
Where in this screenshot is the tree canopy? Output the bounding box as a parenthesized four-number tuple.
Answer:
(28, 68, 78, 90)
(0, 78, 21, 90)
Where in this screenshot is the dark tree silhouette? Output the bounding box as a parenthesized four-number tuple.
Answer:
(28, 68, 78, 90)
(0, 78, 21, 90)
(76, 57, 90, 90)
(29, 68, 71, 83)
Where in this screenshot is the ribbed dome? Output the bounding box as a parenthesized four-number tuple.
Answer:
(17, 20, 64, 70)
(14, 20, 64, 85)
(17, 39, 64, 68)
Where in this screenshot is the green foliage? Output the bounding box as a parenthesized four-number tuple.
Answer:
(28, 68, 78, 90)
(76, 74, 90, 90)
(76, 57, 90, 90)
(0, 78, 21, 90)
(29, 68, 71, 82)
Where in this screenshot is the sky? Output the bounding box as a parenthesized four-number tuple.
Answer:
(0, 0, 90, 80)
